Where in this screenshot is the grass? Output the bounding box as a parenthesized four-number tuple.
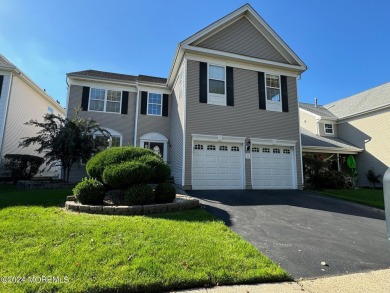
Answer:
(0, 184, 288, 292)
(321, 188, 384, 209)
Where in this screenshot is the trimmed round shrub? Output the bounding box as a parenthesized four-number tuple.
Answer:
(102, 161, 151, 189)
(86, 146, 158, 182)
(73, 178, 105, 205)
(138, 155, 171, 183)
(124, 184, 154, 205)
(155, 182, 176, 203)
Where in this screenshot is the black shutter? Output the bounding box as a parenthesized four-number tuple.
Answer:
(121, 91, 129, 114)
(162, 94, 169, 116)
(0, 75, 3, 98)
(258, 72, 266, 110)
(140, 91, 148, 115)
(199, 62, 207, 103)
(81, 86, 90, 111)
(226, 67, 234, 106)
(281, 75, 289, 112)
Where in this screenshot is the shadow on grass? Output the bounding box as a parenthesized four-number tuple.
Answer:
(0, 184, 72, 209)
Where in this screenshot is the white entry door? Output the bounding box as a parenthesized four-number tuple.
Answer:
(251, 145, 295, 189)
(192, 142, 244, 190)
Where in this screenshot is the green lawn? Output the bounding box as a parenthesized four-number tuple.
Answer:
(0, 184, 288, 292)
(321, 188, 384, 209)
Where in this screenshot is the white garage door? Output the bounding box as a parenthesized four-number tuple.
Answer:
(251, 145, 295, 189)
(192, 142, 244, 190)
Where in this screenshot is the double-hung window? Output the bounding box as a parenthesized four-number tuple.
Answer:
(324, 123, 334, 134)
(147, 93, 162, 116)
(208, 64, 226, 106)
(265, 74, 282, 112)
(89, 88, 122, 113)
(94, 135, 121, 147)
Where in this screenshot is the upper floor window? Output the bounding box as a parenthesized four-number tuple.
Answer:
(147, 93, 162, 116)
(208, 64, 226, 106)
(94, 135, 121, 148)
(89, 88, 122, 113)
(265, 74, 282, 112)
(325, 123, 334, 134)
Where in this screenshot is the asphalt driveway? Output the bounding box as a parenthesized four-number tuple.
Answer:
(187, 189, 390, 279)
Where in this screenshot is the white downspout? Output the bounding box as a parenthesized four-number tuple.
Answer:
(0, 72, 14, 157)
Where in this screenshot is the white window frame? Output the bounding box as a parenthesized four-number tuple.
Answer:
(147, 92, 163, 116)
(207, 63, 226, 106)
(265, 73, 282, 112)
(88, 88, 122, 114)
(324, 123, 334, 134)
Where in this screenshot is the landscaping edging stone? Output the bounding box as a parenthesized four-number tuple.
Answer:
(65, 194, 200, 215)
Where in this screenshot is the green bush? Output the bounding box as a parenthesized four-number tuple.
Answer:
(124, 184, 154, 205)
(138, 155, 171, 183)
(73, 178, 105, 205)
(155, 182, 176, 203)
(102, 161, 151, 189)
(4, 154, 44, 182)
(86, 146, 158, 182)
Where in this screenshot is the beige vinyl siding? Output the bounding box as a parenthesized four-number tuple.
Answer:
(318, 122, 338, 137)
(299, 110, 318, 134)
(0, 72, 12, 156)
(338, 108, 390, 187)
(169, 65, 186, 185)
(185, 60, 302, 188)
(196, 17, 288, 64)
(2, 75, 64, 157)
(68, 85, 136, 146)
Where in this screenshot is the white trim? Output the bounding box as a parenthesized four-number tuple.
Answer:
(182, 58, 187, 186)
(183, 45, 305, 72)
(336, 104, 390, 121)
(0, 73, 13, 157)
(249, 138, 297, 147)
(137, 85, 170, 95)
(140, 132, 168, 162)
(265, 73, 282, 112)
(192, 134, 246, 143)
(146, 92, 163, 116)
(302, 146, 362, 154)
(297, 79, 304, 187)
(134, 91, 139, 146)
(68, 78, 138, 93)
(185, 53, 299, 78)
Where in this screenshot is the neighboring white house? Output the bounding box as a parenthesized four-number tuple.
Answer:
(0, 54, 66, 177)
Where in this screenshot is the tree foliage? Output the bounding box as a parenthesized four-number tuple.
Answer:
(366, 168, 381, 188)
(19, 113, 109, 182)
(4, 154, 44, 182)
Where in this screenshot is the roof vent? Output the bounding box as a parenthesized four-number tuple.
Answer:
(314, 98, 318, 108)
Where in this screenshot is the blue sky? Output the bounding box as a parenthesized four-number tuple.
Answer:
(1, 0, 389, 108)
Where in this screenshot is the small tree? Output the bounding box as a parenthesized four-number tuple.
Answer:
(366, 168, 381, 189)
(19, 113, 109, 182)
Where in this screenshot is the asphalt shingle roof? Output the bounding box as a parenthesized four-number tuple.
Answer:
(68, 70, 167, 84)
(299, 102, 337, 118)
(324, 82, 390, 119)
(301, 128, 361, 151)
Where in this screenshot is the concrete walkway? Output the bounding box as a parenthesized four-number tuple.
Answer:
(177, 268, 390, 293)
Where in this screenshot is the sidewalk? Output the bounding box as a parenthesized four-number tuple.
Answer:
(177, 268, 390, 293)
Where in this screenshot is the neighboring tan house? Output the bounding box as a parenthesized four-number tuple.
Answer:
(300, 82, 390, 187)
(0, 54, 66, 177)
(66, 4, 307, 189)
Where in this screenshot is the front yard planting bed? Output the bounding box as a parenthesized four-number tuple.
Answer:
(320, 189, 384, 209)
(0, 185, 289, 292)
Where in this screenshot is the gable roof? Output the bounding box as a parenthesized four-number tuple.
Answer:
(299, 102, 337, 119)
(67, 70, 167, 85)
(324, 82, 390, 119)
(0, 54, 16, 69)
(301, 128, 362, 153)
(167, 3, 307, 87)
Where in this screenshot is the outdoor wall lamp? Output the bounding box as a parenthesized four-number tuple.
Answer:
(246, 139, 251, 151)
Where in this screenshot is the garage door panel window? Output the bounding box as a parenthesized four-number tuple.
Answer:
(252, 147, 260, 152)
(263, 148, 270, 153)
(283, 149, 291, 154)
(219, 146, 228, 151)
(194, 144, 203, 150)
(273, 148, 280, 154)
(231, 146, 240, 152)
(207, 145, 216, 150)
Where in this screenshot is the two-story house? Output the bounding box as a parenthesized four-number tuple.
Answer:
(300, 82, 390, 187)
(66, 4, 307, 189)
(0, 54, 65, 177)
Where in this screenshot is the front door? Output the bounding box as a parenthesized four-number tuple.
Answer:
(144, 142, 164, 159)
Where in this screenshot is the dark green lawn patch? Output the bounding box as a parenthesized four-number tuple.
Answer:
(321, 189, 384, 209)
(0, 187, 289, 292)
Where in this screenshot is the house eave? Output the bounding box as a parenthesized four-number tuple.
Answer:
(337, 104, 390, 121)
(302, 146, 362, 154)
